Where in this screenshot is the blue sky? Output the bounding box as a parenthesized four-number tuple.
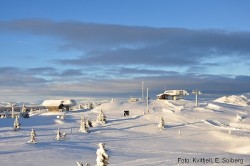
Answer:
(0, 0, 250, 103)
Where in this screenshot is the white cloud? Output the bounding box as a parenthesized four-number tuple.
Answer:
(1, 19, 250, 102)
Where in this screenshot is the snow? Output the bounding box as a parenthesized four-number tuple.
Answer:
(214, 95, 250, 106)
(0, 95, 250, 166)
(42, 99, 77, 107)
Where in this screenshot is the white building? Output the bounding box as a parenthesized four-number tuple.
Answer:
(128, 97, 139, 102)
(157, 90, 189, 100)
(42, 99, 77, 111)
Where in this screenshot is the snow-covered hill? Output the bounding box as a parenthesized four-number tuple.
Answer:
(214, 95, 250, 107)
(0, 98, 250, 166)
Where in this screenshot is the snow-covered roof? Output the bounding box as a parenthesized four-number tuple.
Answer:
(156, 93, 164, 97)
(128, 97, 139, 102)
(161, 90, 189, 96)
(42, 100, 77, 107)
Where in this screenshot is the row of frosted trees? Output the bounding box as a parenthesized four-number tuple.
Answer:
(77, 110, 108, 166)
(25, 110, 108, 166)
(76, 110, 109, 166)
(79, 110, 106, 133)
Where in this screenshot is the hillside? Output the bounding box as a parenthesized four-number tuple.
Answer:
(0, 96, 250, 165)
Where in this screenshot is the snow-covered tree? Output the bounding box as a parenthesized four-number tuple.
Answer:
(55, 128, 61, 140)
(236, 114, 243, 121)
(158, 117, 165, 129)
(96, 110, 106, 124)
(79, 116, 89, 133)
(178, 130, 181, 136)
(20, 104, 30, 118)
(60, 112, 66, 120)
(13, 116, 20, 130)
(89, 102, 94, 109)
(28, 129, 37, 144)
(76, 161, 83, 166)
(21, 104, 27, 113)
(55, 128, 66, 140)
(86, 118, 93, 128)
(96, 143, 109, 166)
(76, 161, 90, 166)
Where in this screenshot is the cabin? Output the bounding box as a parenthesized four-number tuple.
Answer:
(157, 90, 189, 100)
(128, 97, 139, 102)
(42, 100, 77, 112)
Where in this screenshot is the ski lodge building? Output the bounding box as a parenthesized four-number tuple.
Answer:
(42, 99, 77, 111)
(157, 90, 189, 100)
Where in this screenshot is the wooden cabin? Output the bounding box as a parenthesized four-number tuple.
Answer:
(42, 100, 77, 111)
(128, 97, 139, 102)
(157, 90, 189, 100)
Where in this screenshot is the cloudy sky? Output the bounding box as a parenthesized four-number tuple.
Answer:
(0, 0, 250, 103)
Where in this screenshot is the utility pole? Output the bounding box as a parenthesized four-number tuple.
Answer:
(146, 88, 149, 113)
(12, 104, 15, 118)
(141, 82, 144, 101)
(192, 90, 201, 106)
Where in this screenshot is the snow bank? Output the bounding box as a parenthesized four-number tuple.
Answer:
(206, 103, 221, 110)
(214, 95, 250, 106)
(230, 146, 250, 154)
(229, 122, 250, 130)
(152, 100, 184, 113)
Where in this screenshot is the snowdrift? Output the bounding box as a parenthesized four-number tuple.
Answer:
(214, 95, 250, 106)
(0, 98, 250, 166)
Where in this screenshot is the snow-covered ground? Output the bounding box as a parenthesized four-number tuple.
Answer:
(0, 95, 250, 166)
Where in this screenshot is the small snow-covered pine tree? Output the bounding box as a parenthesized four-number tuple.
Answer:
(96, 110, 106, 124)
(13, 116, 20, 130)
(178, 130, 181, 136)
(236, 114, 243, 121)
(21, 104, 27, 113)
(158, 117, 165, 129)
(55, 128, 66, 140)
(59, 112, 66, 120)
(89, 102, 94, 109)
(76, 161, 83, 166)
(79, 116, 89, 133)
(28, 129, 37, 143)
(86, 118, 92, 128)
(55, 128, 61, 140)
(96, 143, 109, 166)
(76, 161, 90, 166)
